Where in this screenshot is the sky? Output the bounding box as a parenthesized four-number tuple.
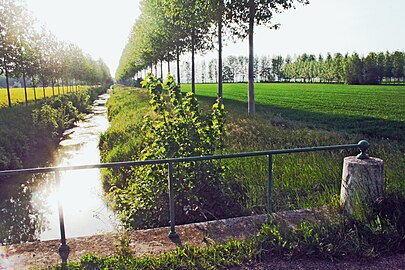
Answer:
(25, 0, 405, 77)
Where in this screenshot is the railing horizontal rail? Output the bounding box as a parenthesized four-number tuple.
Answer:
(0, 142, 362, 176)
(0, 139, 370, 266)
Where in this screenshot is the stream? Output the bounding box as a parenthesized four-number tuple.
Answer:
(0, 93, 119, 245)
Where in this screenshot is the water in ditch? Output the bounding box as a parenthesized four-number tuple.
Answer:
(0, 93, 119, 245)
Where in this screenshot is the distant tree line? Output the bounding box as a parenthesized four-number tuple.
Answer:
(172, 51, 404, 85)
(282, 51, 404, 84)
(0, 0, 112, 107)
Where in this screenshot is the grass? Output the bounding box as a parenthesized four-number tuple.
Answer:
(0, 85, 90, 107)
(99, 86, 151, 190)
(181, 83, 405, 141)
(180, 83, 405, 214)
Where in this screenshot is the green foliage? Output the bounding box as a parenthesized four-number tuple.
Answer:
(257, 201, 405, 259)
(0, 87, 104, 171)
(52, 239, 255, 270)
(99, 86, 151, 191)
(178, 83, 405, 215)
(104, 76, 242, 229)
(32, 92, 93, 137)
(102, 83, 404, 222)
(115, 0, 214, 82)
(32, 104, 60, 136)
(281, 51, 405, 84)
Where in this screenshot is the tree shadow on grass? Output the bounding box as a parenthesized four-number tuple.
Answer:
(196, 95, 405, 144)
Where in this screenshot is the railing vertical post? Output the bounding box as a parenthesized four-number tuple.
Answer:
(267, 154, 273, 216)
(55, 171, 70, 267)
(167, 162, 178, 238)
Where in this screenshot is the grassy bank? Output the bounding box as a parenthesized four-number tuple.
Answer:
(0, 87, 107, 171)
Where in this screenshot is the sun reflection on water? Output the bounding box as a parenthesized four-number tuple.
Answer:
(31, 94, 118, 241)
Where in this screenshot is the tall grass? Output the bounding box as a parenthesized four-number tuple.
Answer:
(99, 86, 151, 190)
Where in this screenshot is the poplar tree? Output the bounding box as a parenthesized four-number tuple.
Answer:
(226, 0, 309, 114)
(163, 0, 214, 93)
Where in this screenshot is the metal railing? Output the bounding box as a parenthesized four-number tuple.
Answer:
(0, 140, 370, 265)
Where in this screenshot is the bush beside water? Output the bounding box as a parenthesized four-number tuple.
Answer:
(0, 87, 106, 171)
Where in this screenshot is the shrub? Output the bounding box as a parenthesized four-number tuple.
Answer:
(110, 74, 242, 229)
(32, 104, 60, 137)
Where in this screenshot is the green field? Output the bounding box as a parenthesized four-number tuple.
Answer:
(0, 86, 89, 107)
(182, 83, 405, 141)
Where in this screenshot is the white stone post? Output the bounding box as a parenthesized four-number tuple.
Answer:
(340, 141, 384, 217)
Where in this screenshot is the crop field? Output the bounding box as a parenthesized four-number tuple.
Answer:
(182, 83, 405, 141)
(0, 86, 89, 107)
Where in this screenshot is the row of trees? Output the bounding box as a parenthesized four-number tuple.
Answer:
(211, 51, 404, 84)
(0, 0, 112, 107)
(282, 51, 404, 84)
(125, 50, 404, 85)
(116, 0, 309, 114)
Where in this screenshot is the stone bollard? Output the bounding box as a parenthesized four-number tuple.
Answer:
(340, 140, 384, 217)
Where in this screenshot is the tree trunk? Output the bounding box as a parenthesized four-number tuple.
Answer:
(33, 84, 37, 103)
(191, 28, 196, 94)
(5, 69, 11, 107)
(61, 81, 64, 94)
(57, 80, 60, 95)
(23, 74, 28, 107)
(176, 45, 181, 85)
(52, 80, 55, 96)
(154, 63, 157, 77)
(42, 76, 46, 98)
(167, 60, 170, 74)
(160, 60, 163, 79)
(218, 15, 223, 101)
(248, 0, 255, 115)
